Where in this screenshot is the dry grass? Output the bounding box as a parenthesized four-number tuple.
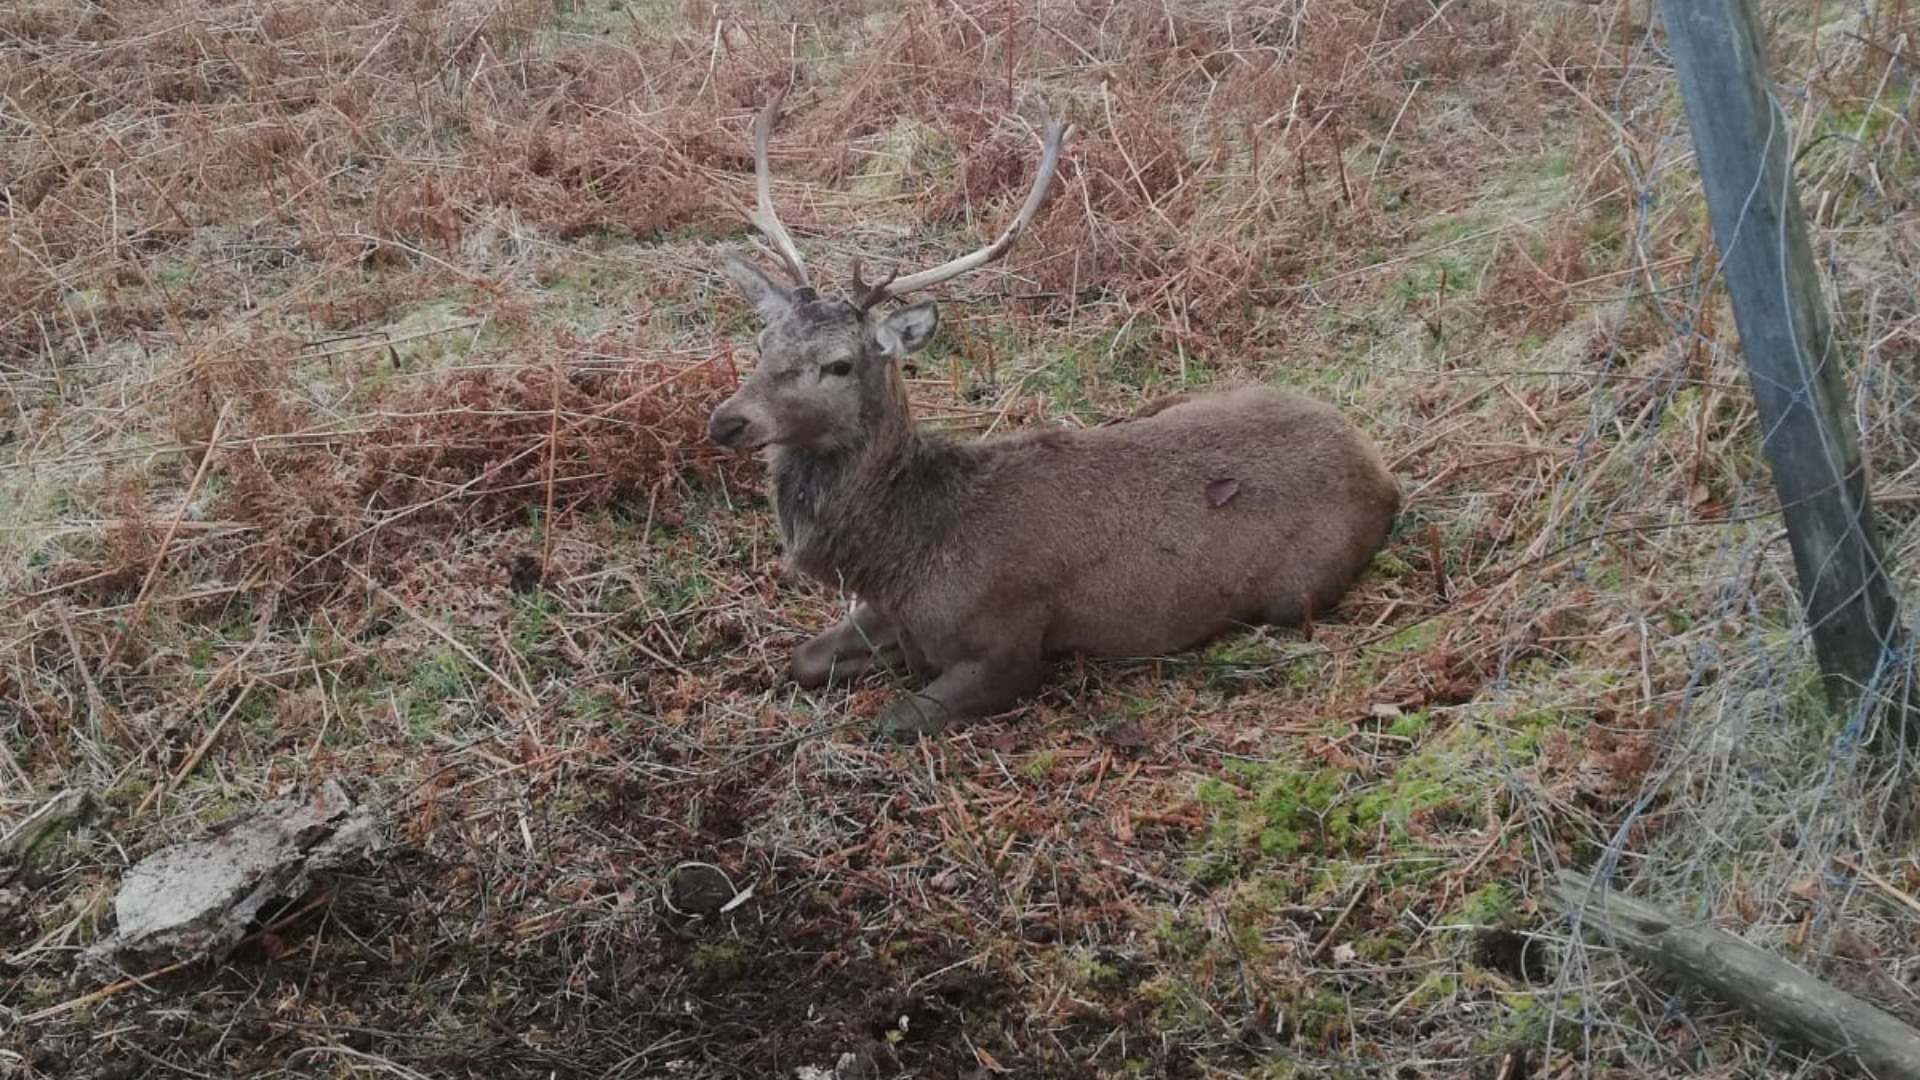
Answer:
(3, 1, 1919, 1077)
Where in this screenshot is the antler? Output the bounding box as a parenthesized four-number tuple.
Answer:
(847, 259, 898, 310)
(856, 115, 1073, 308)
(747, 97, 812, 290)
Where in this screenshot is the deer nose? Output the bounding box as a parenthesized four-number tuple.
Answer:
(707, 410, 750, 448)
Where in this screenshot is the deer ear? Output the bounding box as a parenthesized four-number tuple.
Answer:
(874, 301, 938, 358)
(723, 255, 793, 320)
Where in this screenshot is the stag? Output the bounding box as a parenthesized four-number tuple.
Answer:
(707, 101, 1400, 739)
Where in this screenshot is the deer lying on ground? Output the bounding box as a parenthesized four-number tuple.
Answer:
(707, 102, 1400, 740)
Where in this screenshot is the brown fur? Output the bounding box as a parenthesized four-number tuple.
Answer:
(708, 258, 1400, 740)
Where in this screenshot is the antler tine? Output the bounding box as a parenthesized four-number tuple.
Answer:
(872, 115, 1074, 303)
(848, 258, 899, 311)
(748, 97, 812, 290)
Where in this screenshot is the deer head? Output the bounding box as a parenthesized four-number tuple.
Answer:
(707, 99, 1071, 454)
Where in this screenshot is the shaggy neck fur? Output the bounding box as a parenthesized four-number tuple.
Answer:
(770, 371, 980, 606)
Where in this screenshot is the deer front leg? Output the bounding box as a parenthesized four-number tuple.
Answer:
(877, 650, 1046, 742)
(791, 600, 907, 689)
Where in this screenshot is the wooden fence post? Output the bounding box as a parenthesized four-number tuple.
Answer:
(1657, 0, 1906, 731)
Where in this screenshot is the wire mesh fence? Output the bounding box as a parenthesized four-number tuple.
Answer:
(1537, 2, 1920, 1071)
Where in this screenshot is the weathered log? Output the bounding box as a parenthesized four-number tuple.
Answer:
(1546, 868, 1920, 1080)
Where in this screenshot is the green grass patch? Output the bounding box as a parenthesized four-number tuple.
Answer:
(398, 646, 478, 740)
(1419, 212, 1492, 245)
(1186, 708, 1555, 889)
(1185, 633, 1319, 696)
(1389, 252, 1477, 306)
(982, 318, 1194, 422)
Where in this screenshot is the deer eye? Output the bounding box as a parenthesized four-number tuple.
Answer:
(822, 360, 854, 377)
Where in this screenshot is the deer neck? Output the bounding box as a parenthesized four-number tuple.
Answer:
(770, 444, 858, 557)
(769, 383, 969, 601)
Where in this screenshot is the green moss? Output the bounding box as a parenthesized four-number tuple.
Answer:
(235, 688, 276, 740)
(1824, 81, 1919, 146)
(1353, 931, 1408, 963)
(1782, 662, 1838, 733)
(1245, 1061, 1373, 1080)
(1152, 912, 1208, 960)
(1055, 946, 1126, 992)
(852, 118, 952, 197)
(1349, 765, 1456, 845)
(566, 687, 614, 722)
(1450, 883, 1518, 927)
(1191, 761, 1368, 876)
(410, 647, 470, 698)
(1290, 989, 1355, 1045)
(1386, 709, 1431, 740)
(1022, 749, 1058, 780)
(1380, 619, 1440, 654)
(1495, 710, 1559, 757)
(1249, 766, 1356, 857)
(1470, 991, 1550, 1058)
(1188, 706, 1556, 890)
(1585, 198, 1627, 254)
(1133, 972, 1216, 1034)
(1203, 634, 1274, 670)
(1365, 548, 1412, 579)
(689, 937, 750, 984)
(107, 777, 153, 811)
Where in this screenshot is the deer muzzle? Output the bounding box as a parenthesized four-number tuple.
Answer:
(706, 400, 760, 451)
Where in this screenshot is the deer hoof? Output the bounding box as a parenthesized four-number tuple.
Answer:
(877, 697, 949, 742)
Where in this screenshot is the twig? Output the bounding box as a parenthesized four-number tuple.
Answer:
(1094, 856, 1193, 900)
(1837, 856, 1920, 919)
(106, 400, 231, 667)
(347, 566, 536, 709)
(542, 349, 562, 574)
(1370, 78, 1422, 184)
(126, 595, 277, 816)
(1311, 869, 1375, 960)
(693, 718, 876, 774)
(137, 679, 260, 819)
(19, 960, 197, 1023)
(288, 1045, 438, 1080)
(300, 319, 481, 360)
(49, 601, 121, 744)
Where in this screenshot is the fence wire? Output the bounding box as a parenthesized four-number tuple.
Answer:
(1544, 3, 1920, 1071)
